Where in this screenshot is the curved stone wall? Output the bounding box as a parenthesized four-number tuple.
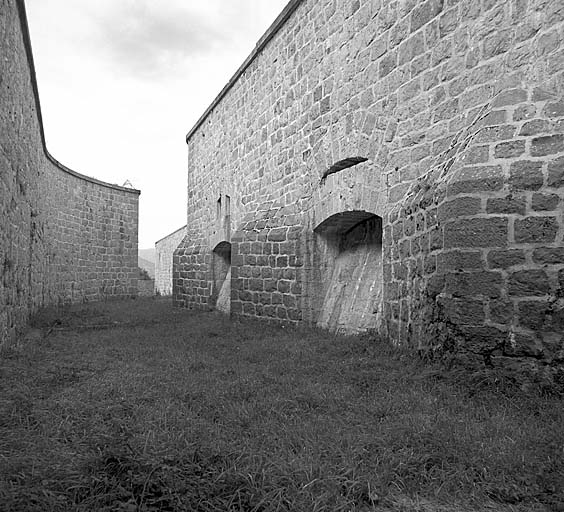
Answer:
(173, 0, 564, 384)
(1, 0, 140, 347)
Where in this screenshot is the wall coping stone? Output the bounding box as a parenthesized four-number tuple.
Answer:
(15, 0, 141, 196)
(185, 0, 304, 143)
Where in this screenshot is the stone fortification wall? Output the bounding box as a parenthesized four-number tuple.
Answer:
(155, 226, 186, 295)
(1, 0, 140, 348)
(174, 0, 564, 385)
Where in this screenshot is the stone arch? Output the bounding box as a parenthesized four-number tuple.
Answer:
(211, 240, 231, 314)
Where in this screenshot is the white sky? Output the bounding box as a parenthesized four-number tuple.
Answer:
(26, 0, 289, 249)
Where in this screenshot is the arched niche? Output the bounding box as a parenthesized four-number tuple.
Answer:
(212, 240, 231, 314)
(313, 210, 383, 334)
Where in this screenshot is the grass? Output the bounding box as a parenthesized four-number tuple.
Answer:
(0, 297, 562, 512)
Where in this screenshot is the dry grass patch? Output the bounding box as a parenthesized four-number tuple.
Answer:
(0, 297, 562, 511)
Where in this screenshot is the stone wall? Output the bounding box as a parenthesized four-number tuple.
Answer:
(174, 0, 564, 385)
(138, 278, 155, 297)
(386, 86, 564, 381)
(0, 0, 140, 348)
(155, 226, 186, 295)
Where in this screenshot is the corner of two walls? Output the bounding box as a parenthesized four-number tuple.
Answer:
(388, 84, 564, 386)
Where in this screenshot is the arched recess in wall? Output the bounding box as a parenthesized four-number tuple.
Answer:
(313, 210, 383, 335)
(211, 240, 231, 314)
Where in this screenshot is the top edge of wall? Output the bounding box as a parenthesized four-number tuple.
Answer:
(155, 225, 187, 246)
(15, 0, 141, 196)
(185, 0, 305, 144)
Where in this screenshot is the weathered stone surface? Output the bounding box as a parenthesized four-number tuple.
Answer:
(410, 0, 444, 33)
(533, 247, 564, 264)
(514, 217, 559, 243)
(518, 301, 551, 330)
(531, 135, 564, 156)
(439, 297, 485, 325)
(509, 270, 551, 296)
(487, 249, 526, 269)
(543, 100, 564, 118)
(509, 161, 544, 190)
(519, 119, 551, 136)
(494, 140, 526, 158)
(532, 193, 560, 211)
(548, 156, 564, 187)
(486, 196, 526, 215)
(492, 88, 527, 107)
(438, 250, 483, 271)
(503, 332, 543, 357)
(444, 218, 508, 248)
(447, 166, 504, 195)
(445, 271, 503, 298)
(489, 299, 514, 324)
(438, 197, 481, 222)
(458, 326, 505, 354)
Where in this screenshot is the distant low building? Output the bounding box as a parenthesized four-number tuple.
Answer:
(155, 226, 186, 295)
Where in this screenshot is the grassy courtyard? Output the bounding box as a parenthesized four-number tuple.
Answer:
(0, 298, 562, 511)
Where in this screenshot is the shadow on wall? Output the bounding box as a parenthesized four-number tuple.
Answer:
(314, 211, 383, 335)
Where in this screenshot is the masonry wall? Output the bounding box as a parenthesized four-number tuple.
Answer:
(175, 0, 564, 385)
(1, 0, 140, 348)
(155, 226, 186, 295)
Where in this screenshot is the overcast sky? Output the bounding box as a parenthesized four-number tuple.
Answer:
(26, 0, 288, 249)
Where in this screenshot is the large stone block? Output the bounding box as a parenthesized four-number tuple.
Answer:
(509, 161, 544, 190)
(445, 271, 503, 298)
(444, 217, 508, 248)
(531, 135, 564, 156)
(508, 270, 551, 296)
(448, 165, 504, 195)
(514, 217, 559, 243)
